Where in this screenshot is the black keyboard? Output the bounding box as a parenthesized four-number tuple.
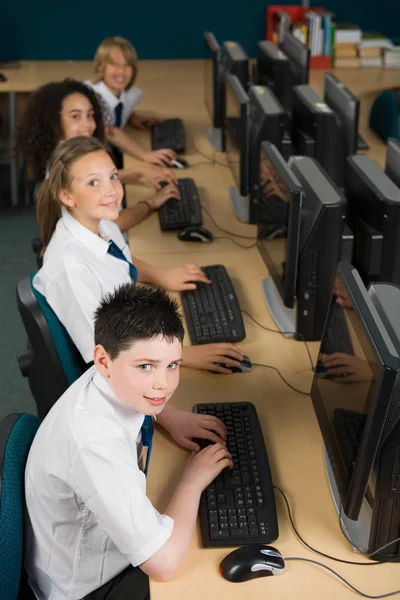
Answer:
(158, 178, 202, 230)
(194, 402, 279, 548)
(151, 118, 186, 153)
(181, 264, 246, 345)
(357, 134, 369, 151)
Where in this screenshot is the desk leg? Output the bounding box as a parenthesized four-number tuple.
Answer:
(9, 91, 18, 207)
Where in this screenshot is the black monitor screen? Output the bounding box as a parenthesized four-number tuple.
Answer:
(312, 267, 396, 517)
(225, 76, 249, 195)
(257, 144, 302, 307)
(204, 32, 221, 127)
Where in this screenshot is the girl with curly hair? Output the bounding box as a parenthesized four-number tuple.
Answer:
(15, 79, 179, 231)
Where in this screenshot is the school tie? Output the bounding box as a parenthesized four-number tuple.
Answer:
(114, 102, 123, 128)
(107, 240, 138, 283)
(141, 416, 154, 476)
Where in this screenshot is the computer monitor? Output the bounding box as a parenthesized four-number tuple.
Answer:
(279, 32, 309, 110)
(257, 142, 303, 308)
(385, 137, 400, 187)
(226, 82, 291, 224)
(290, 156, 346, 340)
(324, 73, 360, 156)
(292, 85, 341, 186)
(221, 41, 249, 89)
(203, 31, 224, 151)
(255, 40, 293, 114)
(346, 154, 400, 286)
(311, 261, 400, 560)
(225, 74, 250, 207)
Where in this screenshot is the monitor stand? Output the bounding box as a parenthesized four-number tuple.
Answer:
(230, 186, 250, 223)
(324, 449, 372, 555)
(262, 277, 297, 337)
(207, 126, 223, 152)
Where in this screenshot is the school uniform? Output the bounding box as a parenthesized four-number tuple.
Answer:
(25, 366, 173, 600)
(33, 207, 135, 363)
(84, 80, 143, 129)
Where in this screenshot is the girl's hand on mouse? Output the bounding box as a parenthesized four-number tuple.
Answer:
(182, 344, 244, 373)
(146, 183, 180, 210)
(151, 264, 211, 291)
(140, 165, 177, 189)
(181, 443, 233, 491)
(156, 405, 227, 451)
(143, 148, 177, 167)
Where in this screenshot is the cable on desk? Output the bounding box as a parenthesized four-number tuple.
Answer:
(253, 363, 310, 396)
(240, 309, 314, 371)
(200, 204, 256, 240)
(214, 236, 257, 249)
(275, 485, 400, 566)
(192, 144, 229, 168)
(284, 558, 400, 598)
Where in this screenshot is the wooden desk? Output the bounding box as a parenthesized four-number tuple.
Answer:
(135, 250, 398, 600)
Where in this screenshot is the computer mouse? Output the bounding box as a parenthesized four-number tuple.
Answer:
(212, 355, 253, 374)
(219, 545, 285, 582)
(171, 158, 189, 169)
(0, 73, 7, 82)
(178, 226, 213, 243)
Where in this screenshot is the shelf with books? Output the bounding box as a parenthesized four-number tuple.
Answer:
(265, 5, 334, 69)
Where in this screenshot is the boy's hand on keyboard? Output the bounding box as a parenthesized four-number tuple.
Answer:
(182, 443, 233, 491)
(140, 166, 177, 189)
(153, 264, 211, 291)
(182, 344, 244, 373)
(156, 405, 227, 452)
(148, 183, 180, 210)
(143, 148, 177, 167)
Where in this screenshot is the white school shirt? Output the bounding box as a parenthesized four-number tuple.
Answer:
(84, 80, 143, 128)
(25, 366, 174, 600)
(33, 207, 134, 363)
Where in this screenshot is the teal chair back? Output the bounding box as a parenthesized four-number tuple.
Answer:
(16, 275, 85, 419)
(0, 413, 40, 600)
(369, 90, 400, 142)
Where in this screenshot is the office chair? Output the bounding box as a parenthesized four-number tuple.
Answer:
(0, 412, 40, 600)
(369, 90, 400, 142)
(16, 274, 85, 420)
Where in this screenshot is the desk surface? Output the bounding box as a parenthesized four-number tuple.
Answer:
(4, 58, 399, 597)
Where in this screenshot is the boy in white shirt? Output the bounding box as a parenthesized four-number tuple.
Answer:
(25, 283, 232, 600)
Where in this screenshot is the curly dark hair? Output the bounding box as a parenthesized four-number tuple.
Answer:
(14, 79, 105, 182)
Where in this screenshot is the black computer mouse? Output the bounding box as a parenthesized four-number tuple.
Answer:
(0, 73, 7, 82)
(212, 355, 253, 374)
(219, 545, 285, 583)
(171, 158, 189, 169)
(178, 226, 213, 243)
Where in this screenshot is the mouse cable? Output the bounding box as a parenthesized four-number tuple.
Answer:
(284, 557, 400, 598)
(192, 144, 229, 168)
(240, 309, 314, 371)
(274, 485, 399, 566)
(253, 363, 310, 396)
(200, 204, 256, 240)
(214, 236, 257, 249)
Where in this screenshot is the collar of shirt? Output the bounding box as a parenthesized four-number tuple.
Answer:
(61, 206, 114, 258)
(92, 369, 145, 432)
(90, 81, 127, 111)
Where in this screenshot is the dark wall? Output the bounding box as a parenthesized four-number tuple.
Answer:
(0, 1, 398, 61)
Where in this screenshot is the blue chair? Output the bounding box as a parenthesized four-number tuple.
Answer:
(369, 90, 400, 142)
(0, 413, 40, 600)
(16, 274, 85, 419)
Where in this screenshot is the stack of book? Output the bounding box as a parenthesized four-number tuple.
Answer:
(358, 33, 393, 68)
(384, 45, 400, 69)
(304, 10, 334, 57)
(334, 23, 361, 68)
